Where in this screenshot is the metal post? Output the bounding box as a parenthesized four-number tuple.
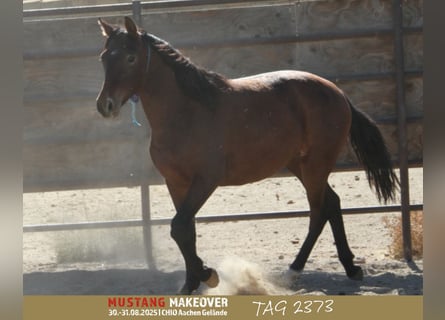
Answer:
(132, 0, 142, 25)
(132, 0, 155, 269)
(393, 0, 412, 261)
(141, 183, 155, 269)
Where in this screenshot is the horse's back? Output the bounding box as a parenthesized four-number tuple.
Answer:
(218, 70, 351, 185)
(227, 69, 351, 140)
(229, 70, 350, 121)
(231, 70, 332, 89)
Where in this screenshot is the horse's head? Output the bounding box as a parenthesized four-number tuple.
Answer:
(96, 17, 148, 118)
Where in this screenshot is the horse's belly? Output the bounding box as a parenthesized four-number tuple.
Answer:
(220, 142, 298, 186)
(221, 164, 284, 186)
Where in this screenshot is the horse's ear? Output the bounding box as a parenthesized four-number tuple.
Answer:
(98, 18, 114, 37)
(124, 16, 138, 36)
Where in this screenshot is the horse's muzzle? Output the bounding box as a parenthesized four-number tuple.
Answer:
(96, 96, 120, 118)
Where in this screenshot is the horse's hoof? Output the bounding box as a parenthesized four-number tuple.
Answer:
(347, 266, 364, 281)
(204, 268, 219, 288)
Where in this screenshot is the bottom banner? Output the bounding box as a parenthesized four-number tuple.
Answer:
(24, 295, 422, 320)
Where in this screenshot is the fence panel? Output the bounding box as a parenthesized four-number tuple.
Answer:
(23, 0, 423, 261)
(24, 0, 423, 192)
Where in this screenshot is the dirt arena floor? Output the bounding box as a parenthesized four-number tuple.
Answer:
(23, 168, 423, 295)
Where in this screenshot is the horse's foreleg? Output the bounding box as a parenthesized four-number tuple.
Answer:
(167, 177, 218, 294)
(171, 217, 218, 294)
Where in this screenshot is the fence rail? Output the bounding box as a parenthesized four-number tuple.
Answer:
(23, 0, 317, 18)
(23, 204, 424, 233)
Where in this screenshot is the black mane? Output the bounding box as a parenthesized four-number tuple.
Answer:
(143, 33, 231, 107)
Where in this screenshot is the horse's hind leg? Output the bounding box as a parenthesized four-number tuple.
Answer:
(286, 163, 330, 274)
(286, 162, 362, 280)
(324, 186, 363, 280)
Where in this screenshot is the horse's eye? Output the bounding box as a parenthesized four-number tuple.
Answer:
(127, 55, 136, 64)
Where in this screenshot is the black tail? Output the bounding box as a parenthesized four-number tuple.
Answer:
(348, 99, 400, 203)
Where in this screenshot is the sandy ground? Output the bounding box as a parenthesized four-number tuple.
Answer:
(23, 168, 423, 295)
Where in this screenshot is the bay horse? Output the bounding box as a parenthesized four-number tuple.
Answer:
(96, 17, 399, 294)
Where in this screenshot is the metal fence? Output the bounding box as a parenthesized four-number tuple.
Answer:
(23, 0, 423, 262)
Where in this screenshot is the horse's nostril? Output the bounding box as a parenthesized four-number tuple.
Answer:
(106, 98, 114, 113)
(97, 96, 115, 117)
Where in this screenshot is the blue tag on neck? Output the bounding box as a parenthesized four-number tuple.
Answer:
(129, 95, 142, 127)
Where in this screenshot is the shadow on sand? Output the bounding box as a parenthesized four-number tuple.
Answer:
(24, 268, 185, 295)
(289, 268, 423, 295)
(24, 262, 422, 295)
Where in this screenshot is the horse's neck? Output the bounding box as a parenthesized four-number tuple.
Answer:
(138, 53, 189, 140)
